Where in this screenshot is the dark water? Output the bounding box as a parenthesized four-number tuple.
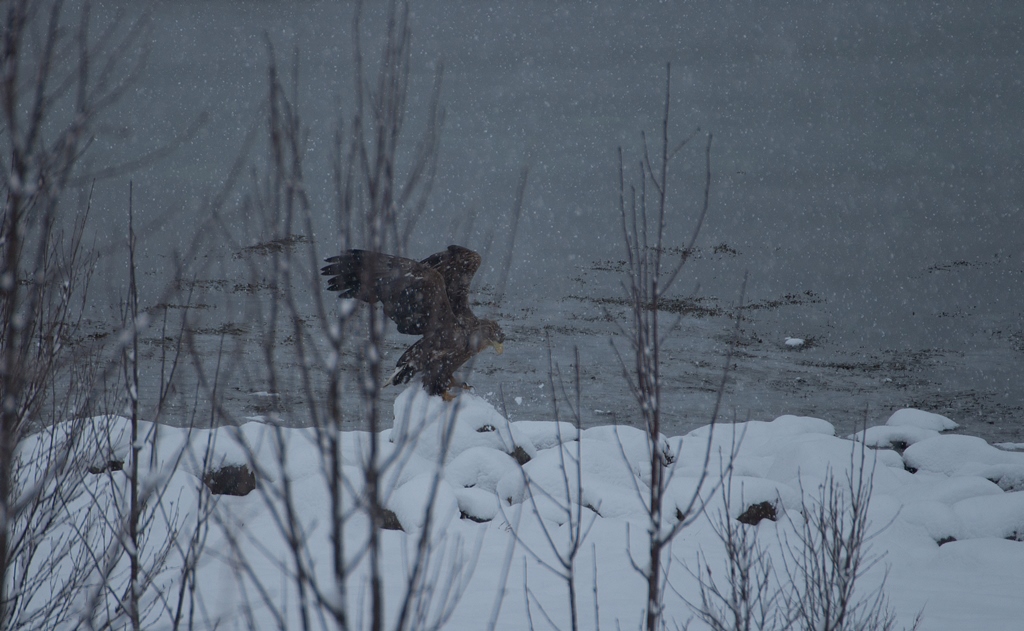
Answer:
(74, 1, 1022, 441)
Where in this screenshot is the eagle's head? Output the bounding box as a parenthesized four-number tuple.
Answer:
(472, 319, 505, 355)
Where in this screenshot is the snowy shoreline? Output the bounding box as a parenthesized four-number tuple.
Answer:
(19, 387, 1024, 630)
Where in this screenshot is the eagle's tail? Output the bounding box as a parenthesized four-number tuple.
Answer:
(383, 362, 416, 388)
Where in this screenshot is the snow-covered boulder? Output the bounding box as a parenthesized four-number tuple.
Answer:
(445, 447, 520, 492)
(886, 408, 958, 432)
(850, 425, 940, 452)
(388, 473, 461, 534)
(903, 435, 1024, 477)
(391, 386, 519, 462)
(511, 420, 578, 450)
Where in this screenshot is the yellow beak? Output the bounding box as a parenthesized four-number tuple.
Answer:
(492, 341, 504, 355)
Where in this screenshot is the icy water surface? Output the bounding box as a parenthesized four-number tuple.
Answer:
(100, 241, 1024, 445)
(71, 0, 1021, 441)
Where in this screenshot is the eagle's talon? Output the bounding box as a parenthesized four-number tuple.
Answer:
(445, 377, 471, 392)
(441, 390, 456, 402)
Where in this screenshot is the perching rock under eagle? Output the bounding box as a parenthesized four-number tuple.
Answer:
(321, 245, 505, 401)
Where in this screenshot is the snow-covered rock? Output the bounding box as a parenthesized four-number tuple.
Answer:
(391, 385, 518, 462)
(886, 408, 959, 432)
(445, 446, 519, 492)
(388, 473, 461, 533)
(903, 434, 1024, 477)
(850, 425, 940, 451)
(511, 420, 579, 449)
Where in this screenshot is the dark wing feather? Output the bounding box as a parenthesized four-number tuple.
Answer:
(419, 245, 482, 321)
(321, 250, 454, 335)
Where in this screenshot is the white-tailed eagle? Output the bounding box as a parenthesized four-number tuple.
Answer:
(321, 245, 505, 401)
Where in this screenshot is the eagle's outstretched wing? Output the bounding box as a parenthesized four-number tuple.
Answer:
(320, 250, 454, 335)
(419, 245, 482, 322)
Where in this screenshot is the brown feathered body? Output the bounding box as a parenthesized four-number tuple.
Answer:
(321, 245, 505, 399)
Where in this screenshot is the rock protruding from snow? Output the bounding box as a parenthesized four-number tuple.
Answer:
(203, 464, 257, 496)
(737, 501, 777, 525)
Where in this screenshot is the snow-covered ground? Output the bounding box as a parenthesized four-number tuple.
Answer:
(18, 387, 1024, 630)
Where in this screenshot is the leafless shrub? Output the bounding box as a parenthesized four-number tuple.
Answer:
(612, 62, 727, 631)
(778, 445, 910, 631)
(508, 61, 734, 631)
(0, 2, 217, 629)
(499, 342, 595, 631)
(1, 0, 142, 626)
(688, 439, 921, 631)
(687, 472, 786, 631)
(200, 2, 485, 630)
